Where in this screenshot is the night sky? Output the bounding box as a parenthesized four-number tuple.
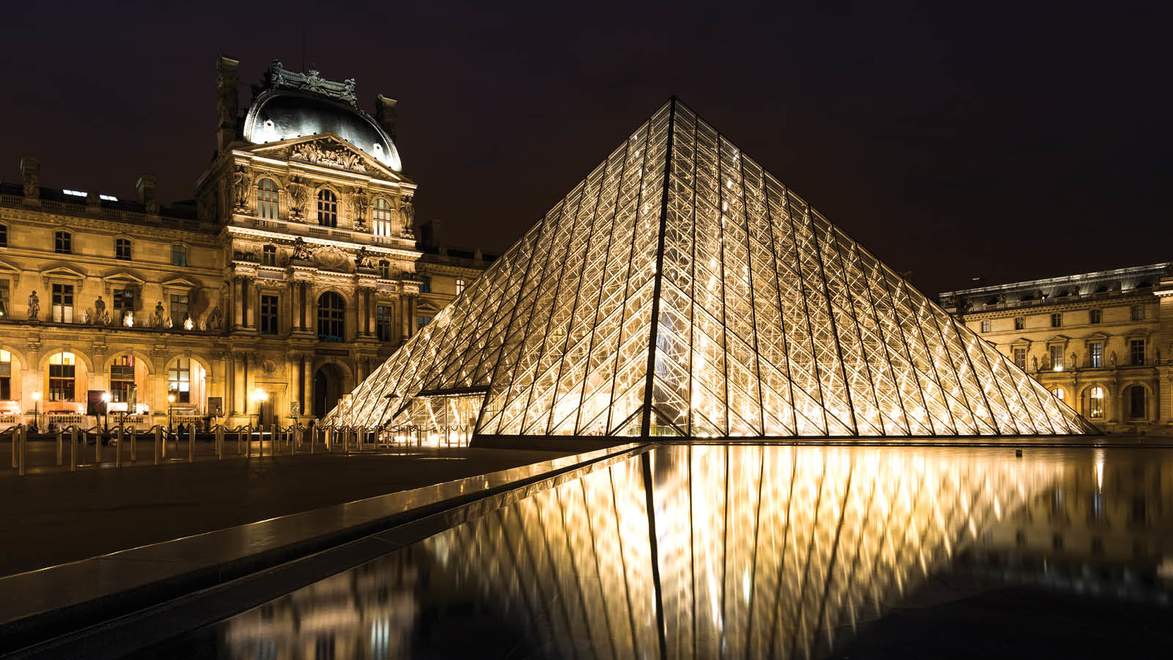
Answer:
(2, 1, 1168, 295)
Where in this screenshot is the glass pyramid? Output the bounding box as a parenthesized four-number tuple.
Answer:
(324, 99, 1094, 439)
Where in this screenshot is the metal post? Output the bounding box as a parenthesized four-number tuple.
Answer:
(70, 427, 78, 472)
(309, 426, 314, 455)
(95, 428, 101, 465)
(216, 426, 224, 459)
(114, 426, 122, 468)
(154, 426, 162, 464)
(18, 426, 26, 476)
(247, 425, 253, 458)
(10, 427, 16, 468)
(269, 424, 277, 458)
(131, 429, 137, 463)
(236, 427, 243, 455)
(57, 430, 64, 466)
(187, 424, 194, 463)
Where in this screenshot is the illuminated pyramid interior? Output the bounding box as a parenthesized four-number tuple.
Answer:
(324, 99, 1094, 439)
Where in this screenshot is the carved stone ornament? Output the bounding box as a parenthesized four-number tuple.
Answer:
(268, 60, 358, 107)
(27, 290, 39, 321)
(291, 237, 314, 262)
(350, 187, 369, 229)
(313, 245, 351, 272)
(354, 246, 373, 270)
(286, 176, 307, 221)
(232, 165, 251, 211)
(400, 194, 415, 228)
(291, 141, 367, 173)
(206, 305, 224, 332)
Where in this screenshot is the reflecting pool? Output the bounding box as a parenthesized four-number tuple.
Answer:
(152, 445, 1173, 658)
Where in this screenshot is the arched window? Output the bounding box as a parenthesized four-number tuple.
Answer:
(1051, 387, 1065, 402)
(1128, 385, 1147, 420)
(372, 198, 393, 238)
(317, 189, 338, 227)
(49, 351, 76, 401)
(110, 354, 136, 403)
(168, 357, 191, 404)
(1087, 386, 1105, 419)
(257, 178, 280, 219)
(317, 292, 345, 341)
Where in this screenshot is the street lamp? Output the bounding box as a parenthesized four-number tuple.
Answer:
(100, 391, 111, 436)
(31, 391, 41, 433)
(250, 388, 268, 430)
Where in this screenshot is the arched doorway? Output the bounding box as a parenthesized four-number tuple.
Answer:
(313, 363, 348, 418)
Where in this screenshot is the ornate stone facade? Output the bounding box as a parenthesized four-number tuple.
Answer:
(0, 57, 489, 430)
(940, 262, 1173, 434)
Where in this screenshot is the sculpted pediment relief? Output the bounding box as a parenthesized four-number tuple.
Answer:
(312, 245, 353, 272)
(251, 135, 390, 176)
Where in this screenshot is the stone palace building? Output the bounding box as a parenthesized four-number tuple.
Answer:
(0, 57, 490, 430)
(940, 262, 1173, 434)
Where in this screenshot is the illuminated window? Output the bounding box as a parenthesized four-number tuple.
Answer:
(262, 244, 277, 266)
(1089, 341, 1103, 368)
(257, 178, 280, 219)
(110, 355, 136, 403)
(456, 278, 467, 296)
(1014, 316, 1025, 330)
(376, 305, 393, 341)
(1089, 309, 1101, 324)
(1130, 339, 1145, 366)
(115, 238, 132, 260)
(54, 231, 72, 254)
(1050, 312, 1062, 328)
(51, 283, 73, 323)
(1051, 387, 1065, 401)
(1130, 304, 1145, 321)
(1048, 345, 1063, 371)
(260, 294, 279, 335)
(317, 189, 338, 227)
(170, 294, 189, 325)
(48, 351, 76, 401)
(1088, 386, 1105, 418)
(171, 244, 188, 267)
(372, 198, 393, 237)
(317, 291, 345, 341)
(980, 320, 990, 333)
(1012, 347, 1026, 369)
(113, 288, 135, 322)
(168, 357, 191, 404)
(0, 350, 10, 400)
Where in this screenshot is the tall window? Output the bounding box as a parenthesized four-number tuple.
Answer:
(419, 276, 431, 293)
(1014, 316, 1025, 330)
(1128, 386, 1146, 419)
(115, 238, 132, 260)
(376, 305, 393, 341)
(1088, 386, 1105, 419)
(1130, 339, 1145, 366)
(0, 224, 7, 247)
(372, 198, 393, 237)
(0, 350, 11, 400)
(113, 288, 135, 322)
(257, 178, 280, 219)
(110, 355, 136, 403)
(1089, 309, 1102, 324)
(317, 291, 345, 341)
(54, 231, 72, 254)
(1050, 312, 1062, 328)
(0, 280, 9, 319)
(1049, 345, 1064, 371)
(980, 320, 991, 333)
(262, 244, 277, 266)
(48, 351, 76, 401)
(1130, 304, 1145, 321)
(51, 283, 74, 323)
(260, 294, 279, 335)
(171, 244, 188, 266)
(378, 260, 391, 279)
(170, 294, 189, 325)
(168, 357, 191, 404)
(1089, 341, 1103, 368)
(317, 189, 338, 227)
(455, 278, 467, 296)
(1012, 347, 1026, 369)
(1052, 387, 1065, 402)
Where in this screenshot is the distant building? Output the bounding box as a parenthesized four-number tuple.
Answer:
(0, 57, 490, 429)
(939, 263, 1172, 434)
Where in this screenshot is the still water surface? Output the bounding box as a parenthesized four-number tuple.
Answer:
(152, 445, 1173, 658)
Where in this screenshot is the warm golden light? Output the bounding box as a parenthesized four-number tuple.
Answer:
(31, 391, 41, 402)
(250, 388, 269, 403)
(167, 392, 176, 404)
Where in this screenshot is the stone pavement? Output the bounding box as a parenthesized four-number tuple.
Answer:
(0, 445, 565, 577)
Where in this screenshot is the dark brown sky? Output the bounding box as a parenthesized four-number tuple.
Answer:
(2, 1, 1168, 294)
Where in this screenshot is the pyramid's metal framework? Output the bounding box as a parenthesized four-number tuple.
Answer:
(324, 100, 1094, 439)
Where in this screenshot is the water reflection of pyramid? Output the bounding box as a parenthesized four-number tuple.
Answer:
(326, 99, 1093, 438)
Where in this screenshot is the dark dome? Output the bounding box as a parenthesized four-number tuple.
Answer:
(243, 90, 402, 171)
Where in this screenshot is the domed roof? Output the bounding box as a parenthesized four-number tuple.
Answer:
(243, 89, 402, 172)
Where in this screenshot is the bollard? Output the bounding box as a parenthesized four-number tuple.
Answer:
(269, 424, 277, 458)
(95, 429, 102, 465)
(154, 427, 162, 464)
(237, 428, 243, 455)
(18, 427, 26, 476)
(10, 428, 15, 469)
(216, 426, 224, 460)
(187, 425, 194, 463)
(290, 427, 295, 456)
(131, 430, 137, 463)
(57, 430, 64, 466)
(114, 426, 122, 468)
(247, 427, 254, 458)
(70, 427, 78, 472)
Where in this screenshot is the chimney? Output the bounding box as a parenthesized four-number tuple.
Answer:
(86, 190, 100, 212)
(375, 95, 398, 141)
(19, 156, 40, 201)
(137, 175, 159, 214)
(216, 56, 241, 153)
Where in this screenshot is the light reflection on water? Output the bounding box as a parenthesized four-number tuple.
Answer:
(196, 446, 1173, 658)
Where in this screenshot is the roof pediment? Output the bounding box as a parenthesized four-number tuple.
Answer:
(101, 269, 147, 286)
(161, 275, 200, 290)
(41, 265, 86, 281)
(248, 134, 399, 179)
